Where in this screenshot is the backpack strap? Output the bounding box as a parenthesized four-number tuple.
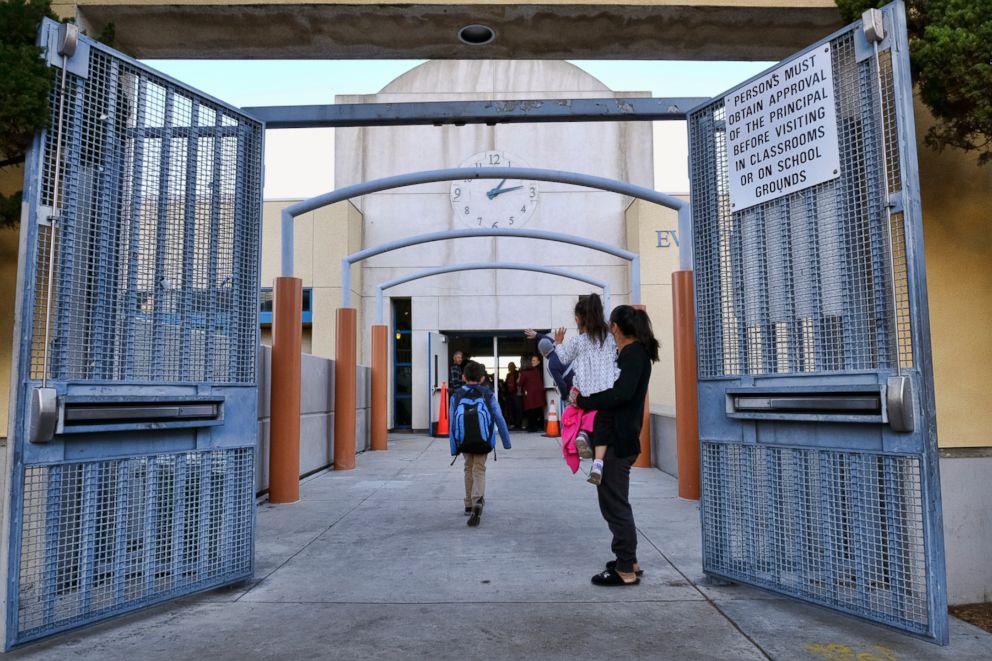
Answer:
(481, 388, 497, 461)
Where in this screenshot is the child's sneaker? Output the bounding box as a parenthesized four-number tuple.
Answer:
(574, 431, 594, 459)
(467, 497, 485, 527)
(588, 459, 604, 485)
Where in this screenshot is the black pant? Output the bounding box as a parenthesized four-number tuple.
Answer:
(597, 446, 637, 572)
(508, 394, 523, 428)
(523, 407, 543, 432)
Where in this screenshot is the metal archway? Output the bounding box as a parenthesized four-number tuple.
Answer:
(280, 166, 694, 280)
(374, 262, 611, 323)
(348, 228, 634, 308)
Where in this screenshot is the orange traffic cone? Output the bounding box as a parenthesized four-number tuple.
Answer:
(436, 381, 449, 437)
(544, 400, 560, 438)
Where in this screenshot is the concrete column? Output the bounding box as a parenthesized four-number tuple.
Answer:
(269, 277, 302, 504)
(370, 324, 388, 451)
(334, 307, 357, 470)
(632, 303, 652, 469)
(673, 271, 701, 500)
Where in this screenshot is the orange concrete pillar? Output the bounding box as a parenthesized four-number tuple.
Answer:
(269, 277, 302, 504)
(333, 307, 357, 470)
(632, 303, 653, 469)
(370, 324, 388, 451)
(673, 271, 701, 500)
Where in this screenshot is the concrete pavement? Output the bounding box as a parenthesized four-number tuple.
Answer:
(8, 432, 992, 660)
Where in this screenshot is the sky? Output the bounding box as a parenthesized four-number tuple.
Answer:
(144, 59, 773, 197)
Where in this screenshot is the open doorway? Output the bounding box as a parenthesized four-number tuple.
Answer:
(444, 329, 543, 386)
(441, 330, 551, 432)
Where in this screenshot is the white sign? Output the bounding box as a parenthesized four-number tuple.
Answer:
(725, 44, 840, 211)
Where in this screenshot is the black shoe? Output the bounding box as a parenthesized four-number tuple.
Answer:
(467, 498, 484, 527)
(591, 569, 640, 586)
(606, 560, 644, 577)
(464, 507, 472, 516)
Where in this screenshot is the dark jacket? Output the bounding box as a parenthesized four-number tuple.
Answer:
(449, 362, 464, 390)
(517, 366, 546, 411)
(538, 333, 575, 399)
(576, 341, 652, 459)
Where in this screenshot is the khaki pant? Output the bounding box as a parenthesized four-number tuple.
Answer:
(463, 452, 488, 508)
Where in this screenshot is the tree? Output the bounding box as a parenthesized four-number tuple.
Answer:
(0, 0, 114, 228)
(836, 0, 992, 165)
(0, 0, 55, 228)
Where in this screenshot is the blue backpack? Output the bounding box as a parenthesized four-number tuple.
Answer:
(450, 386, 496, 459)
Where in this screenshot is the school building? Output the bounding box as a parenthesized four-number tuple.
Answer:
(0, 0, 988, 649)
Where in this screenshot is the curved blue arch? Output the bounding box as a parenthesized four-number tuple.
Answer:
(280, 166, 693, 281)
(374, 261, 611, 324)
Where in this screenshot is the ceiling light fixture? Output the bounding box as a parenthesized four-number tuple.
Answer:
(458, 24, 496, 46)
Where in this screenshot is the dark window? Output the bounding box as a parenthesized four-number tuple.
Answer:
(258, 288, 312, 325)
(392, 298, 412, 428)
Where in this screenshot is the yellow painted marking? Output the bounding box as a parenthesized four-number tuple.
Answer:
(805, 643, 897, 661)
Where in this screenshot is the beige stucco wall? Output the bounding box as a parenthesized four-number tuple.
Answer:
(625, 198, 682, 415)
(0, 228, 18, 438)
(916, 101, 992, 449)
(0, 164, 25, 438)
(260, 200, 365, 361)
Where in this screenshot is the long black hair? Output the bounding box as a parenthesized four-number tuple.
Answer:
(575, 293, 609, 346)
(610, 305, 660, 363)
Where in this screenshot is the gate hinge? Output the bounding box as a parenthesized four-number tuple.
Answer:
(886, 375, 915, 433)
(29, 387, 58, 443)
(45, 21, 89, 79)
(862, 9, 886, 44)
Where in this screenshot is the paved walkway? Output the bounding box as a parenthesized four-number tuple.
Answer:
(9, 433, 992, 660)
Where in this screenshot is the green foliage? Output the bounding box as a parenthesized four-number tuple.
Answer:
(836, 0, 992, 165)
(0, 0, 55, 228)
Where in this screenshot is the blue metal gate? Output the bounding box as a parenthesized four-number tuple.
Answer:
(1, 20, 262, 648)
(688, 1, 947, 643)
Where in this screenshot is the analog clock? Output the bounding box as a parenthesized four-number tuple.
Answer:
(450, 150, 539, 228)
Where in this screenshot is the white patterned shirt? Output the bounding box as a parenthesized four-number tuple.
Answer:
(555, 332, 620, 396)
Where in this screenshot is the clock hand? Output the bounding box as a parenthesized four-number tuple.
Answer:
(486, 179, 508, 200)
(490, 185, 523, 198)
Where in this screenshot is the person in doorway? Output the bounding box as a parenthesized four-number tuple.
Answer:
(450, 361, 512, 527)
(576, 305, 659, 586)
(516, 354, 546, 432)
(504, 362, 523, 430)
(449, 350, 465, 391)
(550, 293, 620, 485)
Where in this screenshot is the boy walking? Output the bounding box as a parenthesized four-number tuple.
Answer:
(449, 361, 512, 527)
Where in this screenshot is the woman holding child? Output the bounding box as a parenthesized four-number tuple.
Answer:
(575, 305, 659, 587)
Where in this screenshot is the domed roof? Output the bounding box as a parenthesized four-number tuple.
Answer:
(378, 60, 612, 95)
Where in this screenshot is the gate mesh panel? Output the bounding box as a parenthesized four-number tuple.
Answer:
(690, 30, 909, 378)
(701, 443, 928, 633)
(16, 448, 253, 640)
(30, 47, 262, 384)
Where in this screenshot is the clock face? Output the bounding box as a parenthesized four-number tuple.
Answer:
(450, 150, 539, 228)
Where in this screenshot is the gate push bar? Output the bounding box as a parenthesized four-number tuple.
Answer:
(29, 392, 226, 442)
(726, 376, 914, 432)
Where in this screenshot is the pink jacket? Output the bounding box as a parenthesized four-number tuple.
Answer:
(561, 405, 597, 474)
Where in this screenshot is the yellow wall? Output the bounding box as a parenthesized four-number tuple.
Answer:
(0, 164, 25, 437)
(0, 228, 19, 438)
(626, 198, 683, 415)
(260, 200, 365, 360)
(916, 101, 992, 448)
